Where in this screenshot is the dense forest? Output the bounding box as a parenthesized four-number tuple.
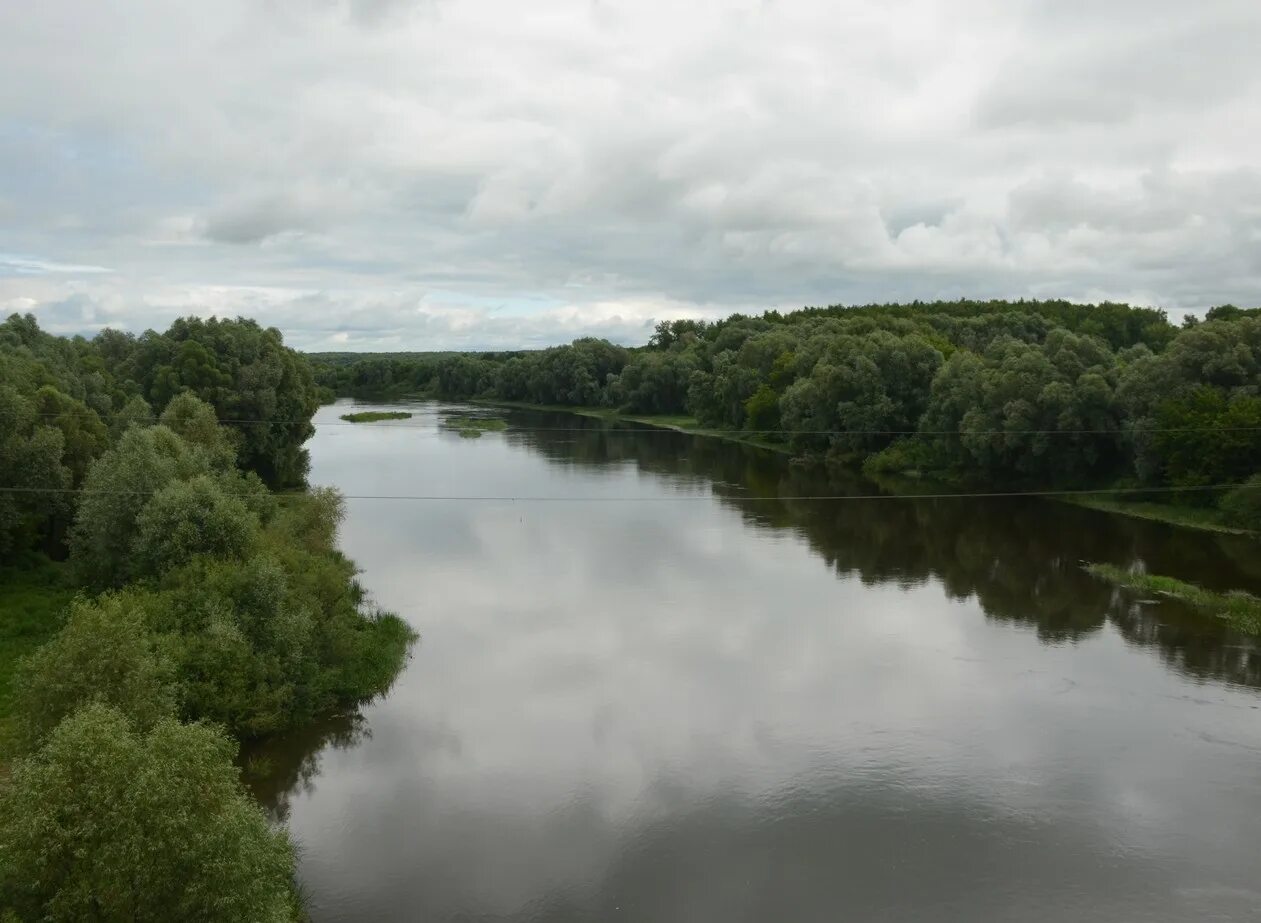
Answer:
(0, 314, 413, 920)
(313, 300, 1261, 528)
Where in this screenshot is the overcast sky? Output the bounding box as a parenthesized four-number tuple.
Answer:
(2, 1, 1259, 350)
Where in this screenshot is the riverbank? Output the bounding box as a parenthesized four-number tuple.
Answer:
(477, 401, 1256, 537)
(335, 394, 1254, 537)
(471, 399, 792, 454)
(1086, 563, 1261, 634)
(1061, 495, 1250, 535)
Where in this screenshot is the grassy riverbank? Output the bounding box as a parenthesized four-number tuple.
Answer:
(1085, 563, 1261, 634)
(473, 400, 792, 453)
(478, 401, 1258, 533)
(1060, 495, 1250, 535)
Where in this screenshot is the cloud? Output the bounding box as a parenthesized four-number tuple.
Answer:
(0, 0, 1258, 348)
(0, 253, 113, 276)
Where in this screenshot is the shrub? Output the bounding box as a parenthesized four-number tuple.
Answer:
(0, 704, 299, 922)
(1219, 474, 1261, 531)
(132, 475, 260, 577)
(11, 592, 175, 752)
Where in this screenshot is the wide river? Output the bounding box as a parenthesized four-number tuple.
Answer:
(250, 399, 1261, 922)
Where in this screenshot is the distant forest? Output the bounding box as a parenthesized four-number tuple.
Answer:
(312, 300, 1261, 515)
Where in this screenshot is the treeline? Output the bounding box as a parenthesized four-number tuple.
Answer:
(313, 300, 1261, 525)
(0, 314, 413, 920)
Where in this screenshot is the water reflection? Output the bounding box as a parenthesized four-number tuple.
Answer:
(243, 713, 372, 823)
(503, 410, 1261, 687)
(250, 402, 1261, 923)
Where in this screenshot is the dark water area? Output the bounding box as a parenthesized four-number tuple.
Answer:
(249, 399, 1261, 922)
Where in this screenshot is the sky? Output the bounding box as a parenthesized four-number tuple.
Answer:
(1, 0, 1259, 351)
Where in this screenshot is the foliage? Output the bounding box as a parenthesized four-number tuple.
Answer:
(611, 351, 696, 414)
(0, 314, 414, 916)
(0, 704, 299, 922)
(918, 330, 1121, 482)
(132, 475, 261, 578)
(1148, 388, 1261, 488)
(440, 416, 508, 438)
(159, 391, 236, 464)
(67, 425, 214, 587)
(1, 312, 319, 562)
(0, 385, 72, 558)
(121, 317, 320, 488)
(1219, 474, 1261, 531)
(10, 592, 176, 752)
(110, 394, 155, 440)
(145, 489, 414, 738)
(0, 559, 74, 742)
(780, 331, 942, 460)
(308, 298, 1252, 494)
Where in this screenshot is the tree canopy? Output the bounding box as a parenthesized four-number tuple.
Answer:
(0, 313, 415, 921)
(0, 704, 299, 922)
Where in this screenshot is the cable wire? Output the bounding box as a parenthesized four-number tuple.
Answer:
(0, 483, 1244, 502)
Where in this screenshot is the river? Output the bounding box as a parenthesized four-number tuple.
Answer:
(248, 399, 1261, 922)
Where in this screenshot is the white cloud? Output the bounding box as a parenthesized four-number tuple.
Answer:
(0, 0, 1258, 348)
(0, 254, 113, 276)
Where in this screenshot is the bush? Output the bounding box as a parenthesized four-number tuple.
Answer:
(68, 426, 212, 587)
(0, 704, 299, 922)
(1219, 474, 1261, 531)
(11, 592, 175, 752)
(159, 391, 236, 465)
(132, 475, 260, 577)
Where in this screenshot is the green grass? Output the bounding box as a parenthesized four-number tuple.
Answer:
(441, 416, 508, 438)
(0, 558, 76, 743)
(1085, 562, 1261, 635)
(340, 411, 414, 423)
(1062, 495, 1248, 535)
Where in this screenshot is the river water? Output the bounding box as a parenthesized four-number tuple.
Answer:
(250, 399, 1261, 922)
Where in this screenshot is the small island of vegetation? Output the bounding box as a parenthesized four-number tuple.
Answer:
(1085, 563, 1261, 635)
(441, 415, 508, 438)
(341, 410, 414, 423)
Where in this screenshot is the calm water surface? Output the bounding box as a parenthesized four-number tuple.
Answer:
(250, 399, 1261, 922)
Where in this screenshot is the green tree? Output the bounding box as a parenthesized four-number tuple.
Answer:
(780, 332, 943, 459)
(132, 475, 260, 578)
(919, 332, 1120, 482)
(10, 592, 175, 752)
(109, 395, 155, 441)
(1150, 388, 1261, 488)
(159, 391, 236, 464)
(68, 426, 211, 587)
(30, 386, 108, 487)
(613, 352, 697, 414)
(0, 386, 72, 560)
(126, 318, 320, 488)
(150, 489, 413, 737)
(0, 704, 298, 922)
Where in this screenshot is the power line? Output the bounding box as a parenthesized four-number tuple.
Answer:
(7, 409, 1261, 438)
(0, 483, 1245, 503)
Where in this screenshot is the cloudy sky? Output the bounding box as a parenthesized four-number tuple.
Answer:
(2, 0, 1258, 350)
